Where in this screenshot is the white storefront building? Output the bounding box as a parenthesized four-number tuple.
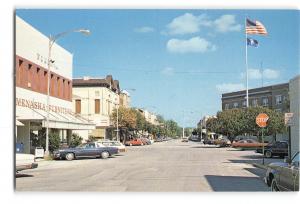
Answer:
(15, 16, 95, 154)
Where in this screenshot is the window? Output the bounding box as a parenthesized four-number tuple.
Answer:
(17, 59, 23, 86)
(242, 100, 247, 107)
(27, 64, 32, 88)
(75, 99, 81, 114)
(262, 97, 268, 106)
(252, 99, 258, 107)
(35, 67, 40, 91)
(233, 102, 238, 108)
(225, 104, 229, 110)
(275, 95, 282, 105)
(95, 99, 100, 114)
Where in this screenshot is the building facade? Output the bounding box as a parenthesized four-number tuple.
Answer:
(221, 83, 289, 112)
(15, 16, 95, 154)
(289, 76, 300, 156)
(137, 109, 159, 126)
(72, 75, 122, 140)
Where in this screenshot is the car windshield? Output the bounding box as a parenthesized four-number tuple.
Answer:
(292, 152, 299, 163)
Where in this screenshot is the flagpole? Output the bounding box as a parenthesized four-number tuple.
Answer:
(245, 17, 249, 108)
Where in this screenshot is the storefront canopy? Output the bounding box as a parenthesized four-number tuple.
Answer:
(17, 108, 95, 130)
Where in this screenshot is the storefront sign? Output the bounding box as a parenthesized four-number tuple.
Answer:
(16, 97, 73, 115)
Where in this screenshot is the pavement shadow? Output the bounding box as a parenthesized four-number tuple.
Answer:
(244, 167, 266, 178)
(16, 173, 34, 178)
(204, 175, 269, 191)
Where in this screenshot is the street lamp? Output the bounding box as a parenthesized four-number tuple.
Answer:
(45, 28, 90, 156)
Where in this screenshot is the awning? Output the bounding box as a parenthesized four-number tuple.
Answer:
(16, 119, 24, 126)
(17, 108, 95, 130)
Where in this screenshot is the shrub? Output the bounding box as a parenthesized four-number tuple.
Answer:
(70, 133, 83, 147)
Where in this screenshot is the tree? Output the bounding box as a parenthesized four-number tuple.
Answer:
(110, 107, 137, 130)
(208, 107, 286, 141)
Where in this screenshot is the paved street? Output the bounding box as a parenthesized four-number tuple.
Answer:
(16, 140, 271, 192)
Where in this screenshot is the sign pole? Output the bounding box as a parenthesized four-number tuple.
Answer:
(288, 126, 291, 160)
(262, 127, 265, 165)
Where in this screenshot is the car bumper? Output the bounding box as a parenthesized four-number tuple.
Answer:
(16, 162, 38, 171)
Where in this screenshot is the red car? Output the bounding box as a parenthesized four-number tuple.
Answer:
(125, 139, 144, 146)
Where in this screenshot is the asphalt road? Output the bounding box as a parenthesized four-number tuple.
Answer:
(16, 139, 271, 192)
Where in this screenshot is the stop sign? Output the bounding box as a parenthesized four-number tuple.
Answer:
(256, 113, 269, 128)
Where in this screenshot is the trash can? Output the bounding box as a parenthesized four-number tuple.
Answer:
(35, 147, 44, 158)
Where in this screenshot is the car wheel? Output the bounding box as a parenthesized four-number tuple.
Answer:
(65, 153, 74, 161)
(271, 179, 280, 191)
(101, 151, 110, 159)
(265, 150, 272, 158)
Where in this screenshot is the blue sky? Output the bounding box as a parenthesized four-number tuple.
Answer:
(16, 9, 299, 127)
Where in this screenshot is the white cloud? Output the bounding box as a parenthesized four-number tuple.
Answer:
(214, 15, 241, 33)
(165, 13, 240, 35)
(134, 26, 155, 33)
(216, 83, 245, 93)
(166, 13, 211, 35)
(161, 67, 174, 76)
(263, 69, 280, 79)
(241, 68, 280, 80)
(167, 36, 216, 54)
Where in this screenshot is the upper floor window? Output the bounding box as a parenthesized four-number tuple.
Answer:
(95, 99, 100, 114)
(275, 95, 282, 105)
(252, 99, 258, 107)
(262, 98, 269, 106)
(242, 100, 247, 107)
(75, 99, 81, 114)
(225, 104, 229, 110)
(233, 102, 238, 108)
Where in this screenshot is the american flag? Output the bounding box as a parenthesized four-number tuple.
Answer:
(246, 18, 268, 35)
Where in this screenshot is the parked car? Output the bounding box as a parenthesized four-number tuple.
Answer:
(181, 137, 189, 142)
(140, 138, 151, 145)
(16, 153, 38, 172)
(189, 135, 201, 142)
(256, 141, 288, 158)
(53, 142, 119, 160)
(203, 138, 214, 145)
(232, 139, 267, 149)
(125, 138, 144, 146)
(214, 138, 231, 147)
(97, 140, 126, 152)
(265, 151, 299, 191)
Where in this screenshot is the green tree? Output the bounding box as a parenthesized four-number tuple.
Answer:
(111, 107, 137, 130)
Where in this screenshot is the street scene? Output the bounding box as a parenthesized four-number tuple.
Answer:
(14, 9, 299, 192)
(17, 140, 271, 192)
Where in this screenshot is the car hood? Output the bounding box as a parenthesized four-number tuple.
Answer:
(268, 162, 289, 168)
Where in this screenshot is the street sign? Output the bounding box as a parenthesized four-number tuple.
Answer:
(256, 113, 269, 128)
(285, 113, 294, 126)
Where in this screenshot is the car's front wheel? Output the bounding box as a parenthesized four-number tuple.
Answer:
(265, 150, 272, 158)
(271, 179, 280, 191)
(101, 151, 109, 159)
(65, 153, 74, 161)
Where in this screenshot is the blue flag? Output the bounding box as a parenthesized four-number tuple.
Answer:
(247, 37, 259, 47)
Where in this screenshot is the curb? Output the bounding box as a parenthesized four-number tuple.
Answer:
(252, 163, 268, 170)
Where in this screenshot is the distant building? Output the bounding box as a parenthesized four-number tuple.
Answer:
(221, 83, 289, 113)
(137, 109, 159, 126)
(72, 75, 121, 140)
(197, 115, 217, 140)
(119, 90, 131, 108)
(289, 75, 300, 156)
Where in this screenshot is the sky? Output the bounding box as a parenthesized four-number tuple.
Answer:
(16, 9, 299, 127)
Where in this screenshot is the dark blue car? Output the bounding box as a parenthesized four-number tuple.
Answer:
(53, 142, 119, 160)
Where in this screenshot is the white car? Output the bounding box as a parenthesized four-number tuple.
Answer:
(97, 141, 126, 152)
(16, 153, 38, 172)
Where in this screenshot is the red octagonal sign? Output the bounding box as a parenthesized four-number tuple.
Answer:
(256, 113, 269, 128)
